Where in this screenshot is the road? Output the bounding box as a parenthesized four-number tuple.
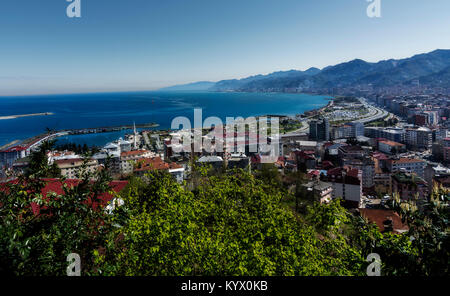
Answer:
(281, 97, 391, 138)
(354, 97, 389, 124)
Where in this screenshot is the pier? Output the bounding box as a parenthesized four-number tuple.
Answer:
(0, 112, 54, 120)
(63, 122, 159, 136)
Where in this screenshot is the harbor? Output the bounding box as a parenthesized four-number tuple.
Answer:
(0, 122, 159, 152)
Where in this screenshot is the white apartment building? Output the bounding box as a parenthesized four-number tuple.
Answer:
(55, 158, 99, 179)
(386, 158, 426, 179)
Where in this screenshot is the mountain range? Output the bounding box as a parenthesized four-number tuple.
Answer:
(159, 81, 216, 91)
(160, 49, 450, 93)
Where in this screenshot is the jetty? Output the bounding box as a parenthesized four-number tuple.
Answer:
(63, 122, 159, 135)
(0, 112, 54, 120)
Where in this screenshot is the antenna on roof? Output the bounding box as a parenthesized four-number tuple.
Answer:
(133, 121, 137, 150)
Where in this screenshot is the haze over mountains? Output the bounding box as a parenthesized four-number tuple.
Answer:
(159, 81, 216, 91)
(161, 49, 450, 93)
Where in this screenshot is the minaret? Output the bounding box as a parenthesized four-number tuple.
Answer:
(133, 122, 137, 150)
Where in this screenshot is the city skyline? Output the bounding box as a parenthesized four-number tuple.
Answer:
(1, 0, 450, 95)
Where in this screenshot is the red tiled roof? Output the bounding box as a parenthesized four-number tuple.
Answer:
(134, 157, 182, 172)
(54, 158, 84, 165)
(294, 150, 316, 160)
(327, 167, 360, 182)
(327, 167, 343, 176)
(359, 209, 409, 234)
(379, 140, 405, 147)
(121, 150, 149, 157)
(0, 145, 27, 153)
(1, 178, 128, 216)
(346, 168, 360, 178)
(388, 158, 424, 164)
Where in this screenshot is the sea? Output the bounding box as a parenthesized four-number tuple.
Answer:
(0, 91, 330, 148)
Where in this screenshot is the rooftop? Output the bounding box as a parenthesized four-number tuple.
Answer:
(121, 150, 150, 157)
(359, 209, 409, 234)
(134, 157, 182, 172)
(379, 140, 405, 147)
(392, 172, 426, 184)
(388, 158, 425, 164)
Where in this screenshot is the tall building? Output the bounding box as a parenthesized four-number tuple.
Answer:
(364, 127, 406, 143)
(406, 127, 433, 150)
(309, 118, 330, 141)
(326, 167, 362, 208)
(330, 122, 363, 140)
(341, 156, 375, 189)
(424, 111, 439, 126)
(331, 124, 352, 140)
(347, 122, 365, 138)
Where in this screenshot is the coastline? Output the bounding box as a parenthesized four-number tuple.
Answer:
(0, 91, 331, 148)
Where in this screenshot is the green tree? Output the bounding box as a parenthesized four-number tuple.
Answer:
(94, 169, 366, 276)
(0, 141, 115, 275)
(354, 186, 449, 276)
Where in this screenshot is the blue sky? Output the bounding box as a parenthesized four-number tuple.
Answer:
(1, 0, 450, 95)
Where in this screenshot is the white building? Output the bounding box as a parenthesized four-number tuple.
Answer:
(386, 158, 426, 179)
(55, 158, 99, 179)
(120, 150, 156, 174)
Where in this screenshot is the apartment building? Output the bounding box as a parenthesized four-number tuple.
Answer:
(55, 158, 99, 179)
(386, 158, 426, 178)
(391, 172, 428, 200)
(405, 127, 433, 150)
(378, 140, 406, 155)
(120, 150, 155, 174)
(326, 167, 363, 208)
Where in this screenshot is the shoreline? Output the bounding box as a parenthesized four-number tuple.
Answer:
(0, 92, 332, 148)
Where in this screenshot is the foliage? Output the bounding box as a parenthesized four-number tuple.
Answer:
(0, 141, 114, 275)
(2, 141, 448, 276)
(387, 186, 449, 275)
(353, 186, 449, 276)
(94, 169, 366, 276)
(254, 163, 283, 190)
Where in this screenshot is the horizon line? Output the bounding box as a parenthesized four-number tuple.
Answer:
(1, 48, 448, 97)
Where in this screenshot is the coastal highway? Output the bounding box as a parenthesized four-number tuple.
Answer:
(354, 98, 389, 124)
(281, 97, 389, 138)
